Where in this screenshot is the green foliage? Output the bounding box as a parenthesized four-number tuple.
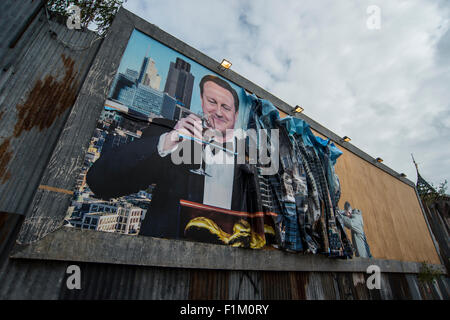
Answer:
(46, 0, 125, 35)
(421, 179, 448, 206)
(417, 262, 441, 284)
(437, 180, 448, 196)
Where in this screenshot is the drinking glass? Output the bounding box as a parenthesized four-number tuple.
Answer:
(189, 113, 214, 177)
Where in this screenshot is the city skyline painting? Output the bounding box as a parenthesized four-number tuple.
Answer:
(110, 29, 248, 128)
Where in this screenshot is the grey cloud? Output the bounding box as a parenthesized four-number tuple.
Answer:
(436, 28, 450, 65)
(238, 13, 259, 36)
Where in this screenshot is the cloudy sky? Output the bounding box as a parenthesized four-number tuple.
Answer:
(123, 0, 450, 188)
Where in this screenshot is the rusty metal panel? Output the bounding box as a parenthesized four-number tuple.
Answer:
(261, 271, 292, 300)
(13, 7, 132, 247)
(0, 258, 67, 300)
(1, 259, 192, 300)
(59, 264, 190, 300)
(0, 3, 102, 300)
(1, 254, 449, 300)
(0, 8, 102, 215)
(189, 269, 229, 300)
(320, 272, 341, 300)
(334, 273, 353, 300)
(289, 272, 309, 300)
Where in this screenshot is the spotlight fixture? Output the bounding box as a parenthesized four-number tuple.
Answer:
(376, 157, 383, 163)
(219, 59, 232, 71)
(342, 136, 351, 142)
(294, 105, 304, 113)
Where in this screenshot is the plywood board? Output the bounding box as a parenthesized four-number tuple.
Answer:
(311, 129, 440, 264)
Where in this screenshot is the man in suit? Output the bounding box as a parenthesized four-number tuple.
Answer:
(86, 75, 255, 239)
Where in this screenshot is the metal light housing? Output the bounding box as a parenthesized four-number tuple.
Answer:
(220, 59, 232, 70)
(294, 105, 304, 113)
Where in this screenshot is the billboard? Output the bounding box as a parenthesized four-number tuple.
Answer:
(65, 29, 371, 258)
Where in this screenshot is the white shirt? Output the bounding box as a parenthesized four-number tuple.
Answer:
(158, 133, 235, 210)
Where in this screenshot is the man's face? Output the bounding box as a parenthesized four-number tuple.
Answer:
(201, 81, 238, 134)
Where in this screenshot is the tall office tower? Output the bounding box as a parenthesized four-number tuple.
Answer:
(109, 72, 136, 106)
(160, 94, 177, 120)
(138, 57, 161, 90)
(164, 58, 194, 119)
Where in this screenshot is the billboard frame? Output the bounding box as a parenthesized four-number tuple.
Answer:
(10, 8, 445, 274)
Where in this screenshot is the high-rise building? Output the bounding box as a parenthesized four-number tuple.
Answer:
(138, 57, 161, 90)
(109, 72, 136, 106)
(133, 83, 163, 114)
(109, 76, 165, 117)
(160, 93, 177, 120)
(109, 56, 184, 120)
(164, 58, 194, 117)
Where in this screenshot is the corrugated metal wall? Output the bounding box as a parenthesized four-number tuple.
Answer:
(2, 256, 448, 300)
(0, 0, 103, 300)
(2, 215, 448, 299)
(0, 0, 101, 215)
(0, 1, 449, 300)
(0, 0, 43, 65)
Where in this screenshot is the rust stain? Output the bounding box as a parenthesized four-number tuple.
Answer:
(13, 54, 79, 137)
(0, 54, 79, 184)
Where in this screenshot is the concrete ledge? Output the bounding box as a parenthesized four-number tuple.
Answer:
(10, 227, 446, 274)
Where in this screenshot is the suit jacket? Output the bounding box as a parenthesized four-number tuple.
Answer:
(86, 118, 255, 239)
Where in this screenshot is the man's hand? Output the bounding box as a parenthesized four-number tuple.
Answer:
(161, 114, 203, 153)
